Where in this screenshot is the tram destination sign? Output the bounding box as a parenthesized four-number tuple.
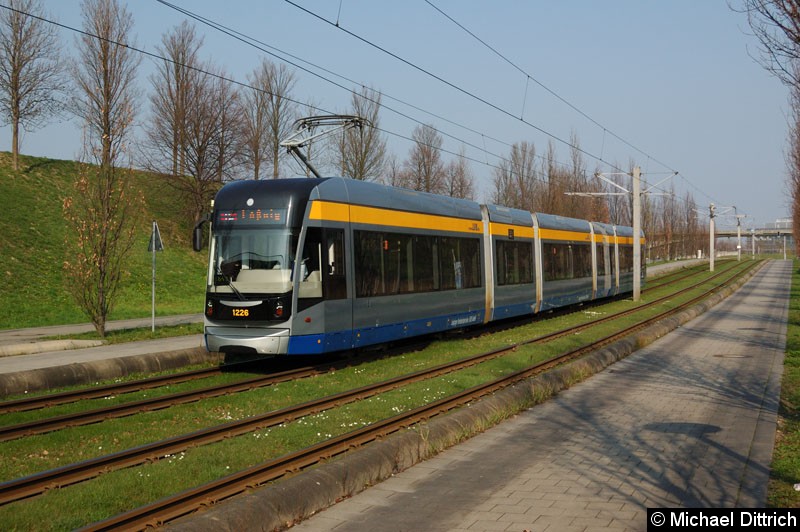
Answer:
(217, 208, 287, 225)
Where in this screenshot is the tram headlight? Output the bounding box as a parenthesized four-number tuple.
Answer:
(206, 300, 214, 317)
(274, 302, 284, 319)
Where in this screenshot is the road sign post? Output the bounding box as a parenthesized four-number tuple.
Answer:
(148, 221, 164, 332)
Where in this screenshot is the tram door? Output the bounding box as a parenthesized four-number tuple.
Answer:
(296, 227, 353, 351)
(601, 237, 611, 294)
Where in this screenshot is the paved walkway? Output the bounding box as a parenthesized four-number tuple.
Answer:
(291, 260, 790, 531)
(0, 314, 204, 375)
(0, 314, 202, 347)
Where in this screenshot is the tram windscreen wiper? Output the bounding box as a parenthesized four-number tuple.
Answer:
(217, 265, 245, 301)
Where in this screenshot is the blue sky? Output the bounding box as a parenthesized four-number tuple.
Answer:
(0, 1, 789, 229)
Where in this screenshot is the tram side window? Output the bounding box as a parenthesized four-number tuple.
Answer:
(619, 246, 633, 273)
(596, 242, 606, 277)
(354, 231, 383, 297)
(543, 243, 572, 281)
(440, 236, 481, 290)
(324, 229, 347, 299)
(299, 228, 347, 300)
(542, 242, 591, 281)
(414, 235, 438, 292)
(496, 240, 533, 285)
(354, 231, 480, 297)
(573, 243, 592, 278)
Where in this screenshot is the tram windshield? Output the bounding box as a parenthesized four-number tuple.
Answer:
(209, 228, 298, 294)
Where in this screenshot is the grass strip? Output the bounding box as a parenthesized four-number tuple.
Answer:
(767, 260, 800, 508)
(0, 263, 753, 528)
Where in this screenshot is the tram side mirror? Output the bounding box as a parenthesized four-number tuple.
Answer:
(192, 218, 207, 252)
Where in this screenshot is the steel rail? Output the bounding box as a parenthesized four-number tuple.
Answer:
(0, 364, 334, 442)
(0, 258, 722, 415)
(0, 261, 755, 510)
(0, 260, 751, 505)
(0, 259, 741, 442)
(80, 261, 758, 531)
(0, 366, 222, 414)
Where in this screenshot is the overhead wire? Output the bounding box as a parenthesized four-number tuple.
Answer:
(422, 0, 726, 205)
(152, 0, 588, 181)
(152, 1, 511, 155)
(1, 1, 723, 207)
(422, 0, 675, 172)
(282, 0, 624, 174)
(1, 0, 649, 191)
(283, 0, 725, 204)
(0, 2, 520, 181)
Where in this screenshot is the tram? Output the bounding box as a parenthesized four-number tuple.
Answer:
(193, 177, 643, 355)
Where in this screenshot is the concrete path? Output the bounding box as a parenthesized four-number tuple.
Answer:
(0, 315, 207, 395)
(0, 314, 202, 348)
(290, 260, 790, 531)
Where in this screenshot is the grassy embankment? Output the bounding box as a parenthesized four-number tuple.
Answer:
(0, 152, 207, 331)
(768, 260, 800, 507)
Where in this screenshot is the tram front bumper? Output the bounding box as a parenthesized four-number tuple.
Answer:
(205, 326, 290, 355)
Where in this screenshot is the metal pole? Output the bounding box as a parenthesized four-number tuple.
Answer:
(737, 219, 741, 261)
(751, 228, 755, 259)
(632, 166, 641, 302)
(709, 204, 715, 272)
(152, 221, 156, 333)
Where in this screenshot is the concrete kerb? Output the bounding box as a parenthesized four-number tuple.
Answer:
(0, 340, 104, 357)
(0, 348, 222, 396)
(168, 262, 765, 532)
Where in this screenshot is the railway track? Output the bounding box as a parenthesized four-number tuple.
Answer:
(0, 258, 725, 417)
(79, 259, 757, 531)
(0, 260, 755, 517)
(0, 259, 740, 443)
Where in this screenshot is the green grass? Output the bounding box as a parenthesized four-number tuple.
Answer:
(0, 152, 208, 329)
(0, 262, 757, 528)
(767, 260, 800, 508)
(44, 322, 203, 344)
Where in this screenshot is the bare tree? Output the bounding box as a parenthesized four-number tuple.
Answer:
(213, 73, 244, 182)
(178, 68, 241, 221)
(605, 161, 631, 226)
(737, 0, 800, 87)
(652, 183, 679, 260)
(70, 0, 140, 170)
(241, 58, 272, 180)
(335, 87, 386, 180)
(551, 132, 608, 220)
(0, 0, 65, 170)
(64, 0, 142, 337)
(383, 154, 406, 187)
(492, 141, 538, 209)
(561, 133, 588, 218)
(587, 163, 611, 223)
(260, 62, 297, 179)
(737, 1, 800, 252)
(444, 147, 475, 200)
(541, 140, 567, 215)
(404, 123, 446, 194)
(787, 81, 800, 249)
(143, 21, 203, 178)
(679, 191, 701, 258)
